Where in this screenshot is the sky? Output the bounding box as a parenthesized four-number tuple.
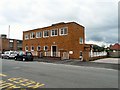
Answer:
(0, 0, 119, 47)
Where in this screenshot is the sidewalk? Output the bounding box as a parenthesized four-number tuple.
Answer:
(35, 58, 119, 70)
(91, 58, 119, 64)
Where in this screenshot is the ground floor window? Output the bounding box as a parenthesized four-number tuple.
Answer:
(79, 51, 83, 61)
(44, 46, 48, 51)
(31, 46, 34, 51)
(37, 46, 41, 51)
(25, 46, 28, 51)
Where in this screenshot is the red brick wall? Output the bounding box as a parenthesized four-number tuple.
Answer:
(23, 22, 85, 59)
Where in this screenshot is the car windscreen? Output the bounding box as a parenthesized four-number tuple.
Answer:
(26, 52, 32, 56)
(19, 52, 24, 55)
(10, 52, 14, 54)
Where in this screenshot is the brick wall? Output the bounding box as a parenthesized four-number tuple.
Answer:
(23, 22, 85, 59)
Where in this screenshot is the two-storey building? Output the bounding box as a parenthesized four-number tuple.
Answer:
(0, 34, 22, 53)
(23, 22, 87, 59)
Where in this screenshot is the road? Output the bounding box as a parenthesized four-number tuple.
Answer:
(0, 58, 118, 88)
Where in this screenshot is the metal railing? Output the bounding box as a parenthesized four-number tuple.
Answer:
(44, 52, 60, 57)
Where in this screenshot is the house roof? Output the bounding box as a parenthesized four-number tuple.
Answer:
(110, 43, 120, 50)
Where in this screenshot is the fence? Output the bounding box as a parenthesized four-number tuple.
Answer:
(89, 51, 107, 57)
(44, 52, 61, 57)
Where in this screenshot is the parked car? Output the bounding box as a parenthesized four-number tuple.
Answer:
(1, 51, 18, 59)
(14, 51, 33, 61)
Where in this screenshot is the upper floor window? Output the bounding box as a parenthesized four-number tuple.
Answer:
(43, 30, 49, 37)
(25, 34, 29, 40)
(59, 27, 68, 35)
(36, 32, 42, 38)
(30, 32, 35, 39)
(51, 29, 58, 36)
(79, 37, 83, 44)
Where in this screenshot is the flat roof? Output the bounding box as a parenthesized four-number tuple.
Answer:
(23, 22, 84, 33)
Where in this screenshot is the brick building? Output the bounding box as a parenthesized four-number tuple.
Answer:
(0, 34, 22, 53)
(23, 22, 90, 60)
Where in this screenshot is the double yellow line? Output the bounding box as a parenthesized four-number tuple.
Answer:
(0, 73, 7, 77)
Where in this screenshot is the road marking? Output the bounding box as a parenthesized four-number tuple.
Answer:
(1, 77, 45, 89)
(0, 73, 7, 77)
(0, 80, 21, 89)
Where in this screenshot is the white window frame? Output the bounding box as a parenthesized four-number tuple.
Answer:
(30, 32, 35, 39)
(36, 32, 42, 38)
(31, 46, 34, 51)
(37, 46, 41, 51)
(43, 30, 49, 38)
(44, 46, 48, 51)
(25, 46, 28, 51)
(25, 34, 29, 40)
(59, 27, 68, 36)
(51, 29, 58, 36)
(79, 37, 83, 44)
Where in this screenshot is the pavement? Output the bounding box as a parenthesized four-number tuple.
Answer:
(35, 58, 119, 70)
(91, 58, 119, 64)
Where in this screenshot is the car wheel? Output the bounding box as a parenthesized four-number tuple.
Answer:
(6, 56, 9, 59)
(15, 57, 17, 61)
(23, 58, 25, 61)
(1, 57, 3, 59)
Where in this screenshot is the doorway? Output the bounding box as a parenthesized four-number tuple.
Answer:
(51, 46, 57, 57)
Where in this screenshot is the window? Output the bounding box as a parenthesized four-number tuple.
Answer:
(30, 32, 35, 39)
(9, 40, 13, 42)
(43, 30, 49, 37)
(59, 27, 68, 35)
(44, 46, 48, 51)
(37, 46, 41, 51)
(51, 29, 58, 36)
(36, 32, 42, 38)
(31, 46, 34, 51)
(25, 46, 28, 51)
(25, 34, 29, 40)
(80, 51, 82, 56)
(79, 37, 83, 44)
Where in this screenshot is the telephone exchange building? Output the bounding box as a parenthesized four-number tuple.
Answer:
(22, 22, 89, 60)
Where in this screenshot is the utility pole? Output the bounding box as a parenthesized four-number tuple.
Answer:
(8, 25, 10, 38)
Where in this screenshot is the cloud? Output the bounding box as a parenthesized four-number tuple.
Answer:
(0, 0, 119, 46)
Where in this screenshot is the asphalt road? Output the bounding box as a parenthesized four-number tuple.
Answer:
(0, 58, 118, 88)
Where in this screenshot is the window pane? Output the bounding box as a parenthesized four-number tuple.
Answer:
(44, 31, 49, 37)
(52, 30, 54, 35)
(61, 29, 64, 34)
(64, 28, 67, 34)
(37, 46, 40, 51)
(79, 37, 83, 44)
(55, 30, 57, 35)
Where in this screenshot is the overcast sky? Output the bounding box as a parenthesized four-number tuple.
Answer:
(0, 0, 119, 47)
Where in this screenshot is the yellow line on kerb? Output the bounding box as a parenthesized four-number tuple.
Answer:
(0, 73, 7, 77)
